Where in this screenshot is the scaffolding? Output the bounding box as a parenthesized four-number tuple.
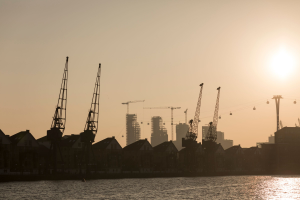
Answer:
(151, 116, 168, 147)
(126, 114, 141, 145)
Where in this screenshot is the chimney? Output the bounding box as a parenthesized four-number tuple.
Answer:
(26, 130, 30, 133)
(112, 136, 115, 139)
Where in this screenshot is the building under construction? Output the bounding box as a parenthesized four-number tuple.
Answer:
(151, 116, 168, 147)
(126, 114, 141, 146)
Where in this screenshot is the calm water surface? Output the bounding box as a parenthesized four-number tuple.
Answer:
(1, 176, 300, 199)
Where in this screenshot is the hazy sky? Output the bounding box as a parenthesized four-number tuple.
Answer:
(1, 0, 300, 147)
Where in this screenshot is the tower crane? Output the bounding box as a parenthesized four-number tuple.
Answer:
(122, 100, 145, 114)
(186, 83, 204, 141)
(80, 64, 101, 174)
(47, 57, 68, 173)
(143, 106, 181, 140)
(184, 109, 188, 124)
(205, 87, 221, 142)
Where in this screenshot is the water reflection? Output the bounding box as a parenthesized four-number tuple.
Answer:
(1, 176, 300, 199)
(257, 176, 300, 199)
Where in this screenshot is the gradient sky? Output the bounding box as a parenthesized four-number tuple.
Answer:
(1, 0, 300, 147)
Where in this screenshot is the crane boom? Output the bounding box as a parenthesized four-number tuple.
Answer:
(205, 87, 221, 142)
(186, 83, 204, 141)
(122, 100, 145, 114)
(50, 57, 68, 133)
(83, 64, 101, 141)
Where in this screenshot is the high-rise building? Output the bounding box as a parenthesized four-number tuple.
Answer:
(216, 131, 224, 143)
(151, 116, 168, 147)
(174, 123, 189, 150)
(202, 126, 209, 140)
(221, 139, 233, 150)
(126, 114, 141, 146)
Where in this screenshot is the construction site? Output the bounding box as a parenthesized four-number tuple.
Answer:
(2, 57, 300, 179)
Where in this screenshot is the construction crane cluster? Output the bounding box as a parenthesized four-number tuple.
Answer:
(47, 57, 102, 174)
(45, 58, 294, 174)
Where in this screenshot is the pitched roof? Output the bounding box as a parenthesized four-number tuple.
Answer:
(123, 139, 149, 151)
(225, 145, 241, 155)
(202, 140, 223, 153)
(93, 137, 114, 150)
(0, 129, 11, 144)
(153, 141, 178, 152)
(59, 134, 80, 147)
(10, 130, 31, 145)
(243, 146, 260, 155)
(36, 136, 48, 142)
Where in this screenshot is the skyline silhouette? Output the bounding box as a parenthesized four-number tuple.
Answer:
(1, 1, 300, 148)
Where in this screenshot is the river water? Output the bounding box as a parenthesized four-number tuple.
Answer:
(1, 176, 300, 199)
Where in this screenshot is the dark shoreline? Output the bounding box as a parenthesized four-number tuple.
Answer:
(1, 172, 293, 182)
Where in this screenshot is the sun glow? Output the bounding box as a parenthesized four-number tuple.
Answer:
(269, 47, 296, 79)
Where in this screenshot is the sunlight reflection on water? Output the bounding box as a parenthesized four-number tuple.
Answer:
(1, 176, 300, 199)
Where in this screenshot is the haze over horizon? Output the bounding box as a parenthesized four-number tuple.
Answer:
(1, 0, 300, 148)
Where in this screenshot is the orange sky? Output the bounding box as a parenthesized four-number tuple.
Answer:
(1, 0, 300, 147)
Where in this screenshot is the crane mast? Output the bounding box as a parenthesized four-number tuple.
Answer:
(205, 87, 220, 142)
(184, 109, 188, 124)
(80, 64, 101, 174)
(47, 56, 68, 173)
(186, 83, 204, 141)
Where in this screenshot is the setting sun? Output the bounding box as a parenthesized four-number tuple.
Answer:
(270, 47, 296, 79)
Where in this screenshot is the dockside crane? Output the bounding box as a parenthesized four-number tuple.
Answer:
(186, 83, 204, 141)
(122, 100, 145, 114)
(143, 106, 181, 140)
(47, 57, 68, 173)
(80, 64, 101, 174)
(205, 87, 221, 142)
